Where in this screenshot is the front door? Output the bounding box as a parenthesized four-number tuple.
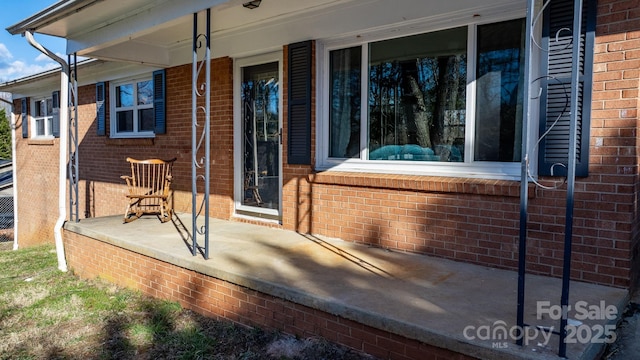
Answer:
(235, 57, 281, 219)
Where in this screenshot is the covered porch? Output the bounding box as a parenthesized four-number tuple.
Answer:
(63, 214, 627, 360)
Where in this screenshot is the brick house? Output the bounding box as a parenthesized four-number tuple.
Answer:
(1, 0, 639, 358)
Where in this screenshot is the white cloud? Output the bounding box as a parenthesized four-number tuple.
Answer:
(34, 53, 49, 62)
(0, 44, 13, 61)
(35, 52, 65, 62)
(0, 43, 59, 83)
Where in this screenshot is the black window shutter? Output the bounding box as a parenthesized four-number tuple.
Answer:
(153, 69, 166, 134)
(52, 90, 60, 138)
(538, 0, 596, 177)
(96, 82, 106, 136)
(287, 41, 312, 165)
(21, 98, 28, 138)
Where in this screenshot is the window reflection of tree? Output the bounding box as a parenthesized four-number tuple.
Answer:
(369, 54, 466, 161)
(241, 66, 279, 208)
(475, 19, 525, 162)
(330, 47, 361, 159)
(329, 20, 523, 164)
(137, 81, 153, 105)
(116, 84, 134, 107)
(242, 80, 259, 205)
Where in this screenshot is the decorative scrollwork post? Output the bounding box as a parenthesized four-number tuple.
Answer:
(68, 53, 79, 222)
(192, 9, 211, 258)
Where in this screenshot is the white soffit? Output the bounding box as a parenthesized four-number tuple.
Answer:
(20, 0, 524, 67)
(65, 0, 347, 57)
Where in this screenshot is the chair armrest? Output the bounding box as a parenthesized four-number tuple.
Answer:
(121, 175, 133, 187)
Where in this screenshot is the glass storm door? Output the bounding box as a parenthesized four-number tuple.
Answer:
(238, 62, 281, 218)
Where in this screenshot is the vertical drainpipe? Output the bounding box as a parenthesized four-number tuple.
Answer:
(10, 110, 18, 251)
(24, 31, 68, 272)
(0, 96, 18, 250)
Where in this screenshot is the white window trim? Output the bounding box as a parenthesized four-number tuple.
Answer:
(109, 75, 155, 139)
(316, 6, 539, 181)
(30, 97, 54, 139)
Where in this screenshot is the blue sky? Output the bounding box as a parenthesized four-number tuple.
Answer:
(0, 0, 66, 83)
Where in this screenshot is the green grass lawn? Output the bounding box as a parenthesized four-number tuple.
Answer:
(0, 243, 373, 360)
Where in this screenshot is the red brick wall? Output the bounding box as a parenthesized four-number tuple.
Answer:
(593, 0, 640, 289)
(302, 174, 523, 266)
(77, 59, 234, 220)
(13, 99, 61, 247)
(15, 59, 236, 245)
(63, 230, 476, 360)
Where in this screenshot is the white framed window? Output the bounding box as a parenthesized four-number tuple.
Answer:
(109, 76, 155, 138)
(31, 97, 54, 138)
(318, 14, 535, 180)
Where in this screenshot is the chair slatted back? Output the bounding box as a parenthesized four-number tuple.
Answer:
(122, 157, 176, 223)
(127, 157, 174, 198)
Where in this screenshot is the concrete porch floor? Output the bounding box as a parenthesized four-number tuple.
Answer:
(64, 214, 628, 360)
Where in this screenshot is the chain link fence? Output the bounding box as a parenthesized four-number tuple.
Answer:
(0, 196, 13, 243)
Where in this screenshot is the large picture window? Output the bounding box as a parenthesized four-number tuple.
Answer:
(321, 18, 527, 179)
(110, 77, 154, 137)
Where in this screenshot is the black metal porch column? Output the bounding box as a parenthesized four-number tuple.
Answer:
(192, 9, 211, 259)
(68, 53, 79, 222)
(517, 0, 585, 357)
(557, 0, 584, 355)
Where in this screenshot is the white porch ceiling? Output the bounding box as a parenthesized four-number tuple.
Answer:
(8, 0, 525, 68)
